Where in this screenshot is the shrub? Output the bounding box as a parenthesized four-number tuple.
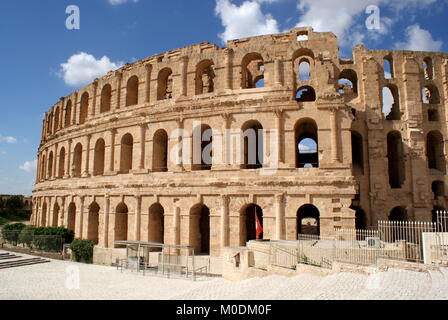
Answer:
(70, 239, 95, 263)
(1, 223, 26, 245)
(34, 226, 74, 244)
(18, 225, 36, 247)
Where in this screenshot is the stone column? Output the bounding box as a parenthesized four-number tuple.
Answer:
(275, 194, 284, 240)
(224, 48, 233, 90)
(274, 110, 283, 164)
(174, 206, 180, 246)
(330, 108, 341, 163)
(145, 63, 152, 103)
(102, 194, 110, 248)
(91, 80, 98, 117)
(220, 195, 229, 249)
(115, 71, 123, 111)
(134, 195, 141, 241)
(175, 118, 184, 171)
(65, 139, 72, 179)
(53, 143, 58, 179)
(107, 129, 116, 173)
(78, 196, 85, 239)
(139, 123, 147, 170)
(82, 134, 91, 177)
(274, 58, 282, 86)
(179, 56, 188, 97)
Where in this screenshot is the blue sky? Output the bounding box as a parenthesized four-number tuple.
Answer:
(0, 0, 446, 196)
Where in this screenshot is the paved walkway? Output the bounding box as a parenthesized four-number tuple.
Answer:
(1, 250, 447, 300)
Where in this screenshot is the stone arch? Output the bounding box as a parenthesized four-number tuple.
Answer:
(54, 107, 60, 132)
(298, 58, 311, 81)
(93, 138, 106, 176)
(190, 204, 210, 254)
(152, 129, 168, 172)
(387, 131, 405, 188)
(427, 131, 446, 173)
(338, 69, 358, 95)
(241, 120, 263, 169)
(41, 202, 48, 226)
(47, 151, 54, 179)
(157, 68, 173, 100)
(296, 86, 316, 102)
(241, 204, 264, 244)
(432, 180, 445, 200)
(120, 133, 133, 174)
(383, 55, 394, 79)
(100, 84, 112, 113)
(192, 123, 213, 171)
(195, 60, 215, 95)
(58, 147, 66, 178)
(52, 202, 60, 227)
(65, 100, 72, 127)
(148, 203, 164, 244)
(297, 204, 320, 236)
(41, 154, 46, 181)
(67, 202, 76, 232)
(126, 76, 139, 106)
(115, 202, 129, 248)
(351, 206, 367, 230)
(422, 84, 440, 104)
(382, 84, 400, 120)
(389, 206, 408, 221)
(241, 52, 264, 89)
(87, 202, 100, 244)
(351, 131, 364, 175)
(295, 118, 318, 168)
(79, 92, 89, 124)
(423, 57, 434, 80)
(72, 143, 83, 177)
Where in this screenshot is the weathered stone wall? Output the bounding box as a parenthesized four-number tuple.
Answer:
(31, 27, 448, 257)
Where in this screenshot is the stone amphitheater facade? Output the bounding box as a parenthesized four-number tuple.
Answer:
(31, 27, 448, 258)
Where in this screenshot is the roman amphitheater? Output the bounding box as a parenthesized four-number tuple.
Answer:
(30, 27, 448, 262)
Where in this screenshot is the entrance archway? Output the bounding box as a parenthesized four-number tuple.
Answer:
(88, 202, 100, 244)
(190, 204, 210, 254)
(297, 204, 320, 236)
(243, 204, 263, 243)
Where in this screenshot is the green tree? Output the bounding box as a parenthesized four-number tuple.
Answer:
(5, 196, 24, 211)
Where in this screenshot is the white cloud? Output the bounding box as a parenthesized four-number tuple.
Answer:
(19, 159, 37, 172)
(0, 135, 17, 144)
(108, 0, 139, 5)
(0, 151, 6, 156)
(60, 52, 123, 87)
(395, 24, 443, 52)
(215, 0, 279, 43)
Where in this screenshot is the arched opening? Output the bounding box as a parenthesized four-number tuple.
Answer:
(351, 131, 364, 175)
(67, 202, 76, 232)
(382, 85, 400, 120)
(338, 69, 358, 95)
(152, 129, 168, 172)
(295, 119, 318, 168)
(190, 204, 210, 254)
(389, 206, 408, 221)
(195, 60, 215, 95)
(296, 86, 316, 102)
(126, 76, 139, 106)
(298, 59, 311, 81)
(157, 68, 173, 100)
(47, 152, 54, 179)
(93, 139, 105, 176)
(242, 120, 263, 169)
(432, 180, 444, 200)
(148, 203, 164, 245)
(423, 57, 434, 80)
(72, 143, 83, 177)
(297, 204, 320, 236)
(120, 134, 133, 174)
(41, 202, 47, 226)
(242, 204, 263, 244)
(351, 206, 367, 230)
(65, 100, 72, 128)
(387, 131, 405, 188)
(52, 202, 59, 227)
(54, 107, 60, 132)
(58, 147, 66, 178)
(88, 202, 99, 244)
(41, 155, 46, 181)
(427, 131, 446, 173)
(115, 202, 128, 248)
(79, 92, 89, 124)
(384, 56, 393, 79)
(241, 53, 264, 89)
(422, 85, 440, 104)
(192, 124, 212, 171)
(100, 84, 112, 113)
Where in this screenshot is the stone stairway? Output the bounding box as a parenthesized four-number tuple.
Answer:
(0, 252, 50, 269)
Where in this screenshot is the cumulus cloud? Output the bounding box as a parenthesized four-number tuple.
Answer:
(395, 24, 443, 52)
(19, 159, 37, 172)
(0, 135, 17, 144)
(215, 0, 279, 43)
(108, 0, 139, 5)
(60, 52, 123, 87)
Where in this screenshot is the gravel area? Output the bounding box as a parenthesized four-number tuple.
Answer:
(1, 250, 447, 300)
